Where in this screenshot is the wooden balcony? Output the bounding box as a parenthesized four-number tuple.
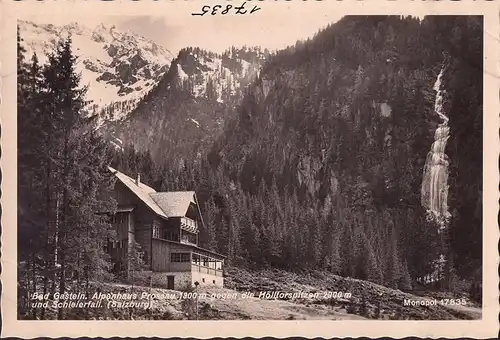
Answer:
(191, 264, 223, 277)
(151, 238, 224, 275)
(180, 217, 198, 233)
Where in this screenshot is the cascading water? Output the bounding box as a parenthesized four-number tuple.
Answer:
(418, 66, 450, 285)
(421, 67, 451, 229)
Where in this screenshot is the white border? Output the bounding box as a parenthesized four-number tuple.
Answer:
(1, 0, 498, 338)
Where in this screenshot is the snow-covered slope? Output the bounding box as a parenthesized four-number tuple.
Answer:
(18, 20, 174, 122)
(109, 46, 268, 162)
(174, 46, 265, 105)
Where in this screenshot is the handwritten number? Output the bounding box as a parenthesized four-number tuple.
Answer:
(250, 6, 260, 14)
(211, 5, 222, 15)
(221, 5, 232, 15)
(192, 2, 260, 16)
(234, 2, 247, 14)
(192, 5, 210, 16)
(201, 5, 211, 15)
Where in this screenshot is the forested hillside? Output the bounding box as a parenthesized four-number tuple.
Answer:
(112, 16, 482, 294)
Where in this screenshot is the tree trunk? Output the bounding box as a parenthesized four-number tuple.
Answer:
(30, 251, 38, 319)
(85, 265, 90, 319)
(41, 146, 52, 320)
(57, 252, 66, 320)
(57, 130, 70, 321)
(40, 254, 49, 320)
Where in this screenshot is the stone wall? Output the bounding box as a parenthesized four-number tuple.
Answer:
(149, 271, 192, 290)
(173, 272, 192, 290)
(130, 270, 223, 290)
(192, 271, 224, 287)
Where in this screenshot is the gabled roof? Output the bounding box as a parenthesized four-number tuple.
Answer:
(149, 191, 196, 217)
(109, 167, 198, 220)
(109, 166, 168, 219)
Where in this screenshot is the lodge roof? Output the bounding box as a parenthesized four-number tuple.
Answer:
(108, 167, 197, 220)
(109, 166, 168, 219)
(150, 192, 196, 217)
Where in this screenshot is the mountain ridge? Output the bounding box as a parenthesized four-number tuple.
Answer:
(106, 45, 269, 163)
(18, 20, 174, 124)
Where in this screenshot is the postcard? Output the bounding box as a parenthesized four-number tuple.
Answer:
(1, 0, 498, 337)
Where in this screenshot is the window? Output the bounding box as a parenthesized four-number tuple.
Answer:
(112, 213, 127, 224)
(153, 225, 160, 239)
(192, 253, 201, 265)
(164, 230, 178, 241)
(170, 252, 190, 263)
(137, 251, 145, 264)
(180, 231, 197, 245)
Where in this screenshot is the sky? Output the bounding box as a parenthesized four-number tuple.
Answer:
(114, 11, 344, 54)
(20, 7, 344, 55)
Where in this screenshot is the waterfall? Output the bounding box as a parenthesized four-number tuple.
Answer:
(417, 67, 451, 285)
(421, 67, 451, 229)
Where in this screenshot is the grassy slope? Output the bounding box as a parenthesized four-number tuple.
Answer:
(223, 266, 481, 320)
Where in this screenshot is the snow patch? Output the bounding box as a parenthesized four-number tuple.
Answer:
(379, 103, 392, 117)
(179, 50, 263, 102)
(189, 118, 201, 127)
(177, 64, 189, 81)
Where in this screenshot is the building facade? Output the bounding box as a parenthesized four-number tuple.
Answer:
(107, 167, 225, 290)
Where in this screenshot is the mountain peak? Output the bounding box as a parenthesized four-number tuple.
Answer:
(109, 44, 268, 163)
(63, 21, 84, 31)
(19, 20, 174, 124)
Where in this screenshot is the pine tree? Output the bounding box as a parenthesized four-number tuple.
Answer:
(340, 221, 355, 278)
(40, 37, 86, 319)
(386, 224, 403, 289)
(202, 197, 218, 251)
(33, 36, 116, 318)
(17, 28, 37, 319)
(400, 260, 413, 291)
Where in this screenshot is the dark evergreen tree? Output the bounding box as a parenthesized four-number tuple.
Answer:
(18, 35, 118, 319)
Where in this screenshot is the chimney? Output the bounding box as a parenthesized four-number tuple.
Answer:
(136, 173, 140, 185)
